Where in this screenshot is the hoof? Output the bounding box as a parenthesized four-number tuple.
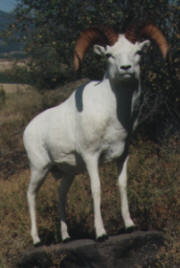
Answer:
(96, 234, 108, 242)
(126, 225, 137, 233)
(34, 241, 42, 247)
(62, 237, 71, 243)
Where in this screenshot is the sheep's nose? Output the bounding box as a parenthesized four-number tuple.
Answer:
(120, 65, 131, 70)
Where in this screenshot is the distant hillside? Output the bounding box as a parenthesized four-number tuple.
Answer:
(0, 10, 25, 58)
(0, 10, 14, 31)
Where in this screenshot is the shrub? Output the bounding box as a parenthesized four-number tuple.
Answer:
(0, 65, 31, 84)
(0, 86, 5, 105)
(26, 46, 76, 89)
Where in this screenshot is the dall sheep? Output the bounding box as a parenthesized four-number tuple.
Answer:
(23, 23, 169, 245)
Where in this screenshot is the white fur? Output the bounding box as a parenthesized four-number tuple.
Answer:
(24, 34, 150, 244)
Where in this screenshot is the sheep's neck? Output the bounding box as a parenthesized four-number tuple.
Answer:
(108, 76, 141, 132)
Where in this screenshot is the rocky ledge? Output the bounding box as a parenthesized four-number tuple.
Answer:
(17, 230, 163, 268)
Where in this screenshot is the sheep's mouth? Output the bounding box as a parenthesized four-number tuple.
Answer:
(117, 72, 136, 82)
(120, 72, 134, 79)
(123, 73, 132, 77)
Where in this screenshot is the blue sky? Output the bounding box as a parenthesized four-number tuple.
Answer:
(0, 0, 17, 12)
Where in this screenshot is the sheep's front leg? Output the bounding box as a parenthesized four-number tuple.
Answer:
(58, 175, 74, 242)
(117, 156, 135, 230)
(85, 156, 107, 240)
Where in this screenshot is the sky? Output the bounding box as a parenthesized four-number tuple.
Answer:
(0, 0, 17, 13)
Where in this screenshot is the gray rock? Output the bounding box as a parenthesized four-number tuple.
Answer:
(17, 231, 163, 268)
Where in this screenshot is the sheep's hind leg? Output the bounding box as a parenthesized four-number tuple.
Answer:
(27, 166, 49, 245)
(58, 174, 74, 242)
(117, 156, 136, 231)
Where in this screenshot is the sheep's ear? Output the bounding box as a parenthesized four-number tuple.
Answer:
(139, 40, 151, 52)
(93, 45, 106, 55)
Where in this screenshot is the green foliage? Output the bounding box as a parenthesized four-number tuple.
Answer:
(27, 45, 76, 89)
(12, 1, 177, 78)
(0, 66, 30, 84)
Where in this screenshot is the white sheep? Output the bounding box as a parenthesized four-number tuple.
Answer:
(23, 23, 169, 245)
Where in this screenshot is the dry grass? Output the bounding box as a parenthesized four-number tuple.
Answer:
(0, 83, 180, 267)
(1, 140, 180, 267)
(0, 59, 27, 72)
(0, 86, 43, 179)
(0, 83, 31, 94)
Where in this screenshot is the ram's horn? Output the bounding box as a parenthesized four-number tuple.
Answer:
(74, 25, 118, 71)
(140, 24, 169, 59)
(125, 23, 169, 59)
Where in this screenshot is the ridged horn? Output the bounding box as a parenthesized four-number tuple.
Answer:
(140, 24, 169, 59)
(74, 26, 118, 71)
(125, 23, 169, 59)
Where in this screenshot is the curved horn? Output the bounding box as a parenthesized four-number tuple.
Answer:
(140, 24, 170, 59)
(74, 26, 118, 71)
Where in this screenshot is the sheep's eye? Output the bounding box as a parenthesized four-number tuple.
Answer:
(106, 53, 112, 58)
(137, 50, 143, 56)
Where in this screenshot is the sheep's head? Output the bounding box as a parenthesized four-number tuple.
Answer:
(93, 35, 150, 80)
(74, 23, 169, 80)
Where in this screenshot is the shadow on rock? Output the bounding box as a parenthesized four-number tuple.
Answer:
(17, 230, 164, 268)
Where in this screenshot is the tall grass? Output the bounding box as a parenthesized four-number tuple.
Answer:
(0, 85, 179, 267)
